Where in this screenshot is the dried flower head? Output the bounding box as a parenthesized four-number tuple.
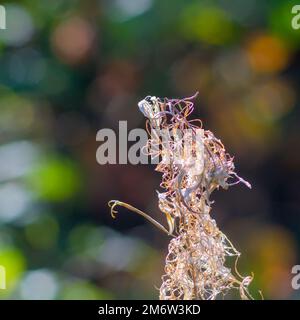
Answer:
(109, 93, 254, 300)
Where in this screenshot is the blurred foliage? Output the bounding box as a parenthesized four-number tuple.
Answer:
(0, 0, 299, 300)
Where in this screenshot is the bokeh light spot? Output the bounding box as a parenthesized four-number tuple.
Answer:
(51, 17, 94, 65)
(27, 157, 81, 202)
(25, 214, 59, 250)
(0, 247, 26, 297)
(20, 270, 58, 300)
(246, 33, 290, 73)
(0, 4, 34, 47)
(181, 5, 236, 45)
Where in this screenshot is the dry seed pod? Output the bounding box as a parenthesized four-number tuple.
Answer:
(109, 94, 254, 300)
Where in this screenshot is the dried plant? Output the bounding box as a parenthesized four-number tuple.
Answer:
(109, 93, 254, 300)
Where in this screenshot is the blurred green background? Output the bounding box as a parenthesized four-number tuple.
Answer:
(0, 0, 300, 299)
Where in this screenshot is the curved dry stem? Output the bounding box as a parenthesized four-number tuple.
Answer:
(108, 200, 174, 237)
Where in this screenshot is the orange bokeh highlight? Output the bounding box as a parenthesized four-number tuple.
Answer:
(51, 17, 95, 65)
(246, 34, 290, 73)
